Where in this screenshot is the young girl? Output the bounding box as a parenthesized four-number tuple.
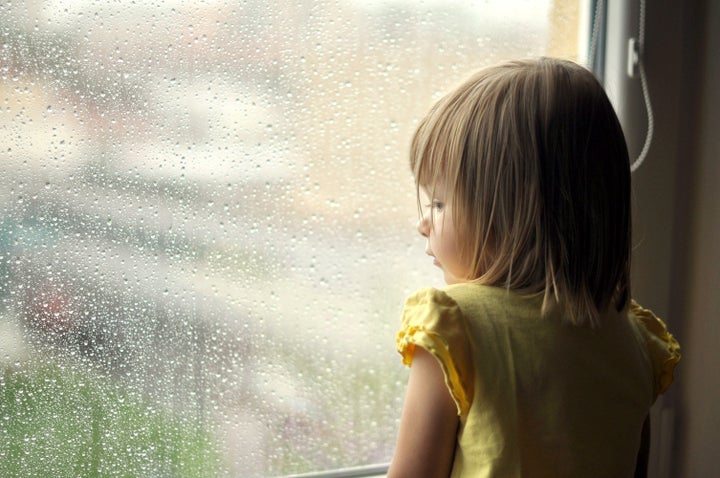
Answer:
(388, 58, 680, 478)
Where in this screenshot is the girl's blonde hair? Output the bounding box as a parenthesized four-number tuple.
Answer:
(411, 58, 631, 327)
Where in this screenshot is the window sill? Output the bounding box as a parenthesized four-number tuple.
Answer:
(283, 463, 389, 478)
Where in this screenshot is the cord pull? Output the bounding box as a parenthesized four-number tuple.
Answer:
(627, 38, 640, 78)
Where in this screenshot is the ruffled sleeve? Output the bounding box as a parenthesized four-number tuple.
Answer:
(630, 300, 681, 397)
(396, 288, 474, 417)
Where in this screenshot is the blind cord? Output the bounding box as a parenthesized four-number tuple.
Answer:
(588, 0, 654, 173)
(588, 0, 604, 67)
(630, 0, 654, 173)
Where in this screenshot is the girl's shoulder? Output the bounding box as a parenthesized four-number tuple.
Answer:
(441, 282, 545, 319)
(399, 287, 464, 330)
(397, 286, 476, 416)
(405, 282, 543, 313)
(441, 282, 517, 302)
(401, 284, 545, 339)
(627, 301, 681, 396)
(402, 283, 513, 321)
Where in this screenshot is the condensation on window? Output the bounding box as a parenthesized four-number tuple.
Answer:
(0, 1, 580, 476)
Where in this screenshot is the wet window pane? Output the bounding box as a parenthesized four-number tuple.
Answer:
(0, 1, 582, 476)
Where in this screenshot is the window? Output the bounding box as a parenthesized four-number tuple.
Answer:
(0, 1, 583, 476)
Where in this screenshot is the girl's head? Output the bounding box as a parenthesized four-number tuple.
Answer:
(412, 58, 631, 327)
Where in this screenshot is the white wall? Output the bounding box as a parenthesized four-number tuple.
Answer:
(630, 0, 720, 476)
(672, 0, 720, 476)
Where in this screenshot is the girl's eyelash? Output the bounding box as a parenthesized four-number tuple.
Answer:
(425, 200, 444, 210)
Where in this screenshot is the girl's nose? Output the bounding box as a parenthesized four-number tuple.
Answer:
(416, 215, 430, 237)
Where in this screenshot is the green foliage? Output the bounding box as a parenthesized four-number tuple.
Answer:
(0, 364, 224, 477)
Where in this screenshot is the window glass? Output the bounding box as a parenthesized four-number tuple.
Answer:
(0, 1, 581, 475)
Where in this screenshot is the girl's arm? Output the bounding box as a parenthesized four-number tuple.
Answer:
(387, 347, 459, 478)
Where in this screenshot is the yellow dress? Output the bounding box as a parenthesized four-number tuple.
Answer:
(396, 283, 680, 478)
